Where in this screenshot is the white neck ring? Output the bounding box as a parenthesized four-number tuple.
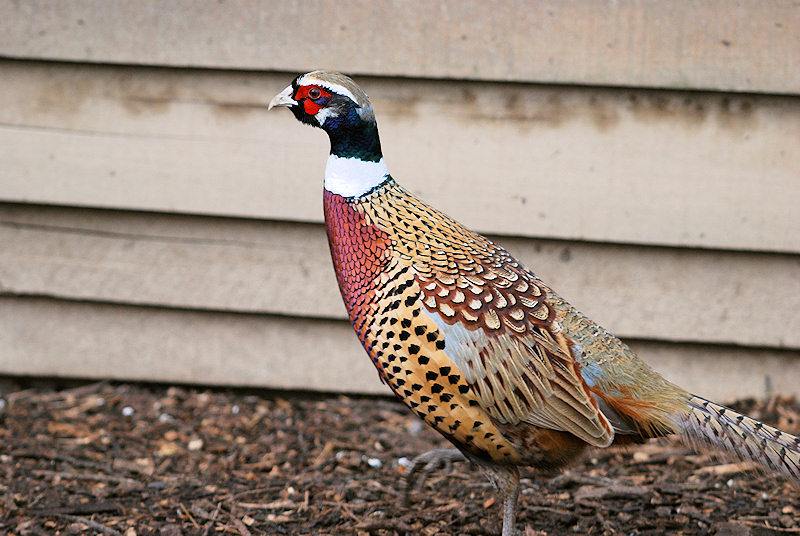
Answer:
(324, 154, 390, 197)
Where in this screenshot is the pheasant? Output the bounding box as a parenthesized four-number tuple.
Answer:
(269, 71, 800, 535)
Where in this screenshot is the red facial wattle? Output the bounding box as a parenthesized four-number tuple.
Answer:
(293, 85, 332, 116)
(304, 99, 321, 115)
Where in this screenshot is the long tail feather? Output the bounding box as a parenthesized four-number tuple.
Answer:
(677, 395, 800, 481)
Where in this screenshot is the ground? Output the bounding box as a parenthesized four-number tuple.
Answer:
(0, 381, 798, 535)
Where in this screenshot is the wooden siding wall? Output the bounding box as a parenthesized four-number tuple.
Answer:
(1, 1, 799, 402)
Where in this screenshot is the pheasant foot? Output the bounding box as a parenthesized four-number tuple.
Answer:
(403, 448, 467, 504)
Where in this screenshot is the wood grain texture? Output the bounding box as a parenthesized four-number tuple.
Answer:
(1, 1, 798, 94)
(2, 204, 798, 350)
(0, 296, 797, 402)
(1, 62, 799, 253)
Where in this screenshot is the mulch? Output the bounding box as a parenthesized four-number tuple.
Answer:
(0, 380, 798, 535)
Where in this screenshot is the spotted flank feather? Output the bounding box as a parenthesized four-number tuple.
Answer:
(680, 395, 800, 480)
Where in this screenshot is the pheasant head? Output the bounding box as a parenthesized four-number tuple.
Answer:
(269, 71, 389, 198)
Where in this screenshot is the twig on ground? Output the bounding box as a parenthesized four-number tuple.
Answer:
(55, 514, 122, 536)
(31, 469, 141, 488)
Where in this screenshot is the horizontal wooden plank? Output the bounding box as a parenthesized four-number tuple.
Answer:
(1, 296, 797, 402)
(1, 1, 798, 94)
(1, 62, 799, 253)
(2, 204, 798, 350)
(0, 296, 381, 394)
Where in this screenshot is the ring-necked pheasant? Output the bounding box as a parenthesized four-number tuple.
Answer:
(269, 71, 800, 535)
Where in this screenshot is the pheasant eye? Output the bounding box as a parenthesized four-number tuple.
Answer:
(308, 88, 322, 100)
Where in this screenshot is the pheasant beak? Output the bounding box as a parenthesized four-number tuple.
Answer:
(268, 85, 297, 110)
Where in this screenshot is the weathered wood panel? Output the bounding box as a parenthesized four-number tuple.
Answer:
(0, 297, 796, 402)
(2, 204, 799, 349)
(2, 62, 799, 253)
(1, 1, 798, 94)
(0, 297, 380, 394)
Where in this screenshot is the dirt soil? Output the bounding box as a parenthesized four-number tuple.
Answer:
(0, 381, 798, 536)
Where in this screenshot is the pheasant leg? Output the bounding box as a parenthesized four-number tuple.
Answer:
(403, 448, 467, 504)
(501, 476, 520, 536)
(476, 462, 520, 536)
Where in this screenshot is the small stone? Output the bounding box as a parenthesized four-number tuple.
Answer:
(121, 406, 134, 417)
(156, 441, 180, 457)
(366, 457, 382, 468)
(406, 420, 424, 435)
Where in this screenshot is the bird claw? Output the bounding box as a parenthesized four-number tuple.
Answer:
(403, 448, 467, 505)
